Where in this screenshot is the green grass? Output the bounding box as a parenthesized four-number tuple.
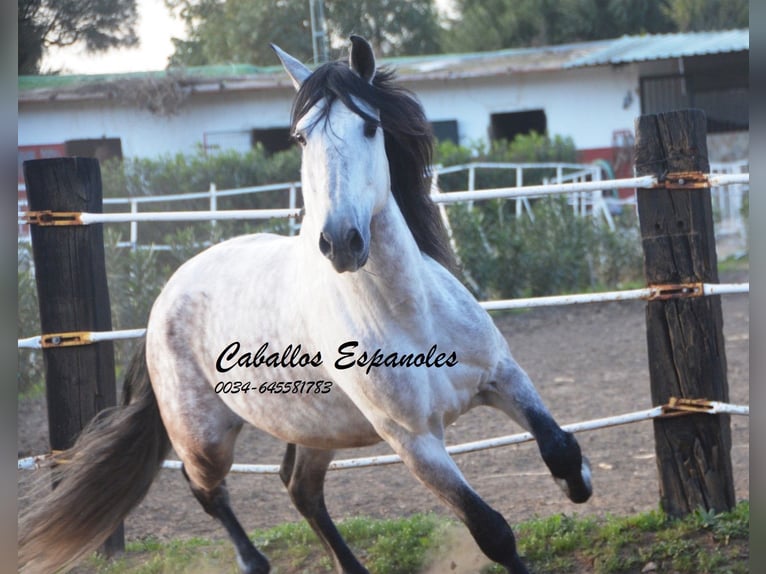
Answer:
(79, 502, 749, 574)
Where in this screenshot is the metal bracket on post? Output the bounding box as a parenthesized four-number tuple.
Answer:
(23, 211, 83, 226)
(646, 282, 703, 301)
(652, 170, 710, 190)
(661, 397, 732, 417)
(40, 331, 93, 348)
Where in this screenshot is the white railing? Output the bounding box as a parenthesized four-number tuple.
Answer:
(432, 162, 606, 222)
(102, 181, 302, 247)
(16, 160, 749, 250)
(709, 160, 749, 245)
(16, 162, 609, 247)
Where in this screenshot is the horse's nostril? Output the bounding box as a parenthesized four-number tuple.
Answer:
(319, 232, 332, 257)
(347, 228, 364, 254)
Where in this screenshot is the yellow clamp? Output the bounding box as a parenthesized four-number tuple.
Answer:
(661, 397, 717, 417)
(645, 282, 703, 301)
(41, 331, 93, 348)
(652, 171, 710, 190)
(23, 211, 83, 226)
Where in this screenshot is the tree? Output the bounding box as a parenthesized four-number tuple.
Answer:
(444, 0, 750, 53)
(167, 0, 313, 67)
(18, 0, 139, 74)
(442, 0, 595, 52)
(167, 0, 443, 67)
(664, 0, 748, 32)
(440, 0, 537, 53)
(325, 0, 442, 58)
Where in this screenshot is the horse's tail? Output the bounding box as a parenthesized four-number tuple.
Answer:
(18, 340, 172, 573)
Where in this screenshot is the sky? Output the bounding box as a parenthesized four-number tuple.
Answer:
(40, 0, 457, 75)
(42, 0, 186, 75)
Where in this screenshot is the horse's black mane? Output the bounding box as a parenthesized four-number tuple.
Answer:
(291, 61, 456, 273)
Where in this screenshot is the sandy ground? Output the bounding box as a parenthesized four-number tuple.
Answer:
(18, 270, 748, 567)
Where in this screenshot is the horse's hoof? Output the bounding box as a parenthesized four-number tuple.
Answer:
(553, 455, 592, 503)
(237, 553, 270, 574)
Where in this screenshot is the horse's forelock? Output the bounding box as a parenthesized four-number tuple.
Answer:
(291, 60, 457, 273)
(291, 62, 377, 131)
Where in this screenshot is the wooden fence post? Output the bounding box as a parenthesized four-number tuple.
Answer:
(24, 157, 125, 555)
(634, 109, 735, 517)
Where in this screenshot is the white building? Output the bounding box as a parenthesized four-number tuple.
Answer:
(18, 29, 748, 182)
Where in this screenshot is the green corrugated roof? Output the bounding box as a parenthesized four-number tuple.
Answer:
(19, 64, 283, 92)
(564, 29, 748, 67)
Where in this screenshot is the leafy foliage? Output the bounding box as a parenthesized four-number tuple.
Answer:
(101, 145, 301, 199)
(167, 0, 443, 67)
(433, 135, 643, 299)
(448, 198, 643, 300)
(167, 0, 313, 67)
(443, 0, 745, 53)
(664, 0, 748, 32)
(323, 0, 442, 58)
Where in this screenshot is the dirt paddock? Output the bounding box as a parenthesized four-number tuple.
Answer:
(18, 271, 749, 549)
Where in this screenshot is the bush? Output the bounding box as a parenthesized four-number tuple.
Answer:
(447, 197, 643, 300)
(101, 144, 301, 199)
(434, 134, 642, 299)
(100, 145, 301, 244)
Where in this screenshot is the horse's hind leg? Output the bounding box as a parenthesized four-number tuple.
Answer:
(280, 443, 368, 574)
(486, 358, 592, 503)
(160, 393, 270, 573)
(182, 467, 270, 574)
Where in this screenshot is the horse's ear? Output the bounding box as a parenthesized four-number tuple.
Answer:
(349, 35, 376, 84)
(271, 44, 311, 90)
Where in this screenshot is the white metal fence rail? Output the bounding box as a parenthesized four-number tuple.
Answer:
(15, 282, 749, 350)
(18, 160, 748, 248)
(18, 400, 749, 472)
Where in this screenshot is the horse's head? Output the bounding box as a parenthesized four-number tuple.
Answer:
(273, 36, 390, 273)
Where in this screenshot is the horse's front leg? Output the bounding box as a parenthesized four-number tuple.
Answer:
(484, 357, 593, 504)
(380, 428, 529, 574)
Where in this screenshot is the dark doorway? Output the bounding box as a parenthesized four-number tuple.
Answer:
(490, 110, 547, 142)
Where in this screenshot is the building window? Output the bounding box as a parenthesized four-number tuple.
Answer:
(64, 138, 123, 162)
(431, 120, 459, 144)
(490, 110, 547, 143)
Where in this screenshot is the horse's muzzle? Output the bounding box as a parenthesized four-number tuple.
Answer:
(318, 225, 369, 273)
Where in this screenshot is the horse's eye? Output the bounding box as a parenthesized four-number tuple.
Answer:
(363, 121, 378, 139)
(293, 132, 307, 146)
